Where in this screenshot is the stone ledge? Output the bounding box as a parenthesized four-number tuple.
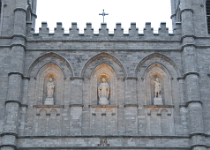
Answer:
(17, 136, 190, 149)
(90, 105, 118, 108)
(33, 105, 64, 108)
(124, 104, 138, 107)
(144, 104, 174, 108)
(179, 101, 202, 107)
(69, 104, 84, 107)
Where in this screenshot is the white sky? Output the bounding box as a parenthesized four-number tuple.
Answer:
(36, 0, 172, 33)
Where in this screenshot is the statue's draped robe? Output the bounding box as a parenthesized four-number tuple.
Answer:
(98, 82, 109, 99)
(47, 82, 55, 98)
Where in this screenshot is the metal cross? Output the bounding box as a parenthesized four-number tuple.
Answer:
(99, 9, 108, 23)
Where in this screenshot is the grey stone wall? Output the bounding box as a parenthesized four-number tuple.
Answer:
(0, 0, 210, 149)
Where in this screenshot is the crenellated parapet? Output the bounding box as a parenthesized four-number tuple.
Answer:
(27, 22, 182, 41)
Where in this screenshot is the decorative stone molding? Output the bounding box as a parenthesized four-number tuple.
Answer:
(144, 105, 173, 116)
(124, 104, 138, 107)
(90, 104, 118, 108)
(33, 105, 64, 116)
(69, 104, 84, 107)
(98, 138, 110, 147)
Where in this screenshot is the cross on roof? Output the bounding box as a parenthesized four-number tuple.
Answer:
(99, 9, 108, 23)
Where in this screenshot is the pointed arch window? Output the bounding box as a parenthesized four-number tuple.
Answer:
(206, 0, 210, 33)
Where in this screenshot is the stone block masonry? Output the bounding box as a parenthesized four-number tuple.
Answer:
(0, 0, 210, 149)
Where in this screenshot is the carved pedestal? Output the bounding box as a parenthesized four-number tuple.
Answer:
(99, 97, 109, 105)
(44, 97, 54, 105)
(154, 97, 163, 105)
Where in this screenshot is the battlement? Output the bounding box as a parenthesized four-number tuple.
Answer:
(27, 22, 182, 40)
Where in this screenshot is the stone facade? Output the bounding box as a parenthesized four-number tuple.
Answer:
(0, 0, 210, 150)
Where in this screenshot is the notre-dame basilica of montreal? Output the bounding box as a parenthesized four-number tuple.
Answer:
(1, 0, 210, 149)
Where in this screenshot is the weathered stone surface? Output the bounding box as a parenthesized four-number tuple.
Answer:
(0, 0, 210, 150)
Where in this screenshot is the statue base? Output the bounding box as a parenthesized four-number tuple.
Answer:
(154, 97, 163, 105)
(44, 97, 54, 105)
(99, 97, 109, 105)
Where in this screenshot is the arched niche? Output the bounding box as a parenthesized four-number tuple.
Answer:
(90, 63, 117, 104)
(145, 63, 172, 105)
(81, 52, 126, 78)
(27, 52, 73, 78)
(135, 53, 180, 106)
(135, 53, 181, 78)
(35, 63, 64, 105)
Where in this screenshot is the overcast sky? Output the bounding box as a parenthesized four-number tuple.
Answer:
(36, 0, 172, 33)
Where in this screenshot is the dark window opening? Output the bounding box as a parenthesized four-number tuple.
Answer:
(206, 0, 210, 33)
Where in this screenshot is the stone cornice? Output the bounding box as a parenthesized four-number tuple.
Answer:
(144, 104, 174, 108)
(14, 8, 27, 13)
(8, 72, 24, 77)
(180, 9, 194, 15)
(12, 34, 27, 41)
(124, 104, 138, 107)
(177, 72, 199, 80)
(69, 104, 84, 107)
(186, 101, 202, 107)
(5, 100, 21, 106)
(181, 35, 196, 43)
(180, 101, 203, 107)
(90, 105, 118, 108)
(33, 105, 64, 108)
(1, 132, 18, 137)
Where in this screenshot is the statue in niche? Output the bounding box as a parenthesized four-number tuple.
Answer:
(98, 78, 109, 105)
(152, 77, 163, 105)
(44, 78, 55, 105)
(152, 77, 161, 98)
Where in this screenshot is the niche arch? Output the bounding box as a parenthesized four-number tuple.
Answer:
(135, 53, 181, 78)
(27, 52, 73, 78)
(81, 52, 126, 78)
(90, 63, 117, 104)
(145, 63, 172, 105)
(35, 63, 64, 105)
(136, 53, 180, 105)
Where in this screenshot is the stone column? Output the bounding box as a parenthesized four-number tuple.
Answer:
(180, 0, 206, 149)
(1, 0, 26, 150)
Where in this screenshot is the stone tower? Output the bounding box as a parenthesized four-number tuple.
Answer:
(0, 0, 210, 150)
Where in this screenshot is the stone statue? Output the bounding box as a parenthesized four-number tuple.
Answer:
(98, 78, 109, 105)
(44, 78, 55, 105)
(152, 77, 161, 98)
(152, 77, 162, 105)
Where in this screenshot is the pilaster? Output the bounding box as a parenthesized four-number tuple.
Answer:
(2, 0, 27, 150)
(180, 0, 206, 149)
(69, 77, 84, 135)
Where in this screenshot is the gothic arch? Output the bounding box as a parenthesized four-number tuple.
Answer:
(27, 52, 74, 78)
(136, 53, 180, 106)
(81, 52, 126, 78)
(135, 53, 181, 78)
